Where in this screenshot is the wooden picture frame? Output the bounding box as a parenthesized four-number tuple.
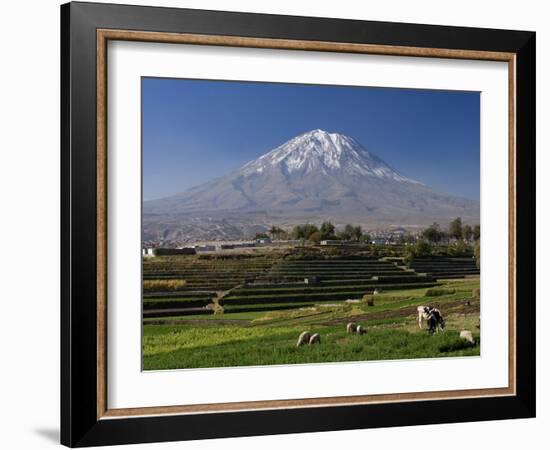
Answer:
(61, 1, 535, 447)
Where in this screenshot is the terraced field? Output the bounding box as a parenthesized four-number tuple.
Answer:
(143, 278, 480, 370)
(142, 251, 282, 317)
(142, 246, 480, 370)
(221, 258, 437, 313)
(409, 257, 480, 278)
(143, 250, 442, 317)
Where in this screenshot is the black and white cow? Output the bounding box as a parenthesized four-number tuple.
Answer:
(417, 306, 445, 334)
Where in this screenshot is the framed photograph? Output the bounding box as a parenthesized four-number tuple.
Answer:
(61, 1, 536, 447)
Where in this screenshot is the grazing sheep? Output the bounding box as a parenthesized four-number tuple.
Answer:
(346, 322, 358, 334)
(296, 331, 311, 347)
(460, 330, 475, 344)
(356, 325, 367, 335)
(309, 333, 321, 345)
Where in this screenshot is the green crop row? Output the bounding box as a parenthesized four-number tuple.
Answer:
(143, 307, 213, 318)
(142, 279, 187, 292)
(143, 290, 215, 299)
(221, 282, 437, 305)
(143, 297, 213, 309)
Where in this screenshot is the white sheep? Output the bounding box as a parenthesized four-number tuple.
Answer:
(460, 330, 475, 344)
(346, 322, 358, 334)
(309, 333, 321, 345)
(296, 331, 311, 347)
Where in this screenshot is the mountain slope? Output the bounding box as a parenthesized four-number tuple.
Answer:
(143, 129, 479, 241)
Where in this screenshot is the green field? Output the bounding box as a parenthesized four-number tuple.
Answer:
(143, 250, 480, 370)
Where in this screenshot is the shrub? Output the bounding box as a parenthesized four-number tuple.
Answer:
(285, 252, 324, 261)
(404, 239, 431, 266)
(425, 288, 456, 297)
(308, 231, 321, 244)
(143, 279, 187, 292)
(292, 223, 319, 240)
(362, 294, 374, 306)
(447, 239, 473, 257)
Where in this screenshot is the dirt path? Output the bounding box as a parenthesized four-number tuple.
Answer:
(208, 284, 243, 313)
(144, 298, 479, 328)
(322, 299, 479, 326)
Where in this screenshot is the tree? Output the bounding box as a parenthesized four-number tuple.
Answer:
(422, 222, 443, 244)
(336, 227, 350, 241)
(359, 233, 372, 243)
(413, 239, 432, 256)
(291, 225, 305, 240)
(449, 217, 463, 241)
(398, 233, 415, 245)
(462, 224, 473, 241)
(404, 239, 431, 266)
(308, 231, 321, 244)
(337, 224, 362, 241)
(319, 221, 336, 240)
(291, 223, 319, 240)
(268, 225, 285, 240)
(344, 224, 362, 241)
(350, 225, 362, 241)
(447, 239, 472, 257)
(303, 224, 319, 240)
(473, 224, 480, 241)
(254, 232, 269, 240)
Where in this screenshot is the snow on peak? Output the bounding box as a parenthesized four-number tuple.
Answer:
(240, 129, 421, 184)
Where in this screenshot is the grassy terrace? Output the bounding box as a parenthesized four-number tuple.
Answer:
(143, 278, 480, 370)
(143, 290, 215, 299)
(143, 297, 213, 309)
(142, 252, 440, 317)
(142, 248, 481, 370)
(229, 281, 433, 296)
(409, 257, 479, 278)
(257, 260, 414, 283)
(220, 283, 438, 305)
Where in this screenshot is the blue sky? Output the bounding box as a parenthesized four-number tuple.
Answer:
(142, 78, 480, 201)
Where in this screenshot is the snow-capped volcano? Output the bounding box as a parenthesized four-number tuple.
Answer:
(241, 129, 419, 184)
(143, 130, 479, 241)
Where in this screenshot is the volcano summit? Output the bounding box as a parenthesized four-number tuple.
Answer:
(143, 129, 479, 241)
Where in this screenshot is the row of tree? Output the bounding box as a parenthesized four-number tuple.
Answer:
(290, 222, 369, 243)
(406, 217, 481, 267)
(405, 236, 480, 268)
(254, 222, 370, 243)
(259, 217, 480, 247)
(421, 217, 480, 244)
